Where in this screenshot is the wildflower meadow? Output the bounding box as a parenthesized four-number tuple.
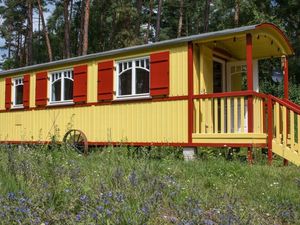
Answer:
(0, 145, 299, 224)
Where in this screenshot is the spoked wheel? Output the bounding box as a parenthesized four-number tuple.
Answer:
(63, 129, 88, 155)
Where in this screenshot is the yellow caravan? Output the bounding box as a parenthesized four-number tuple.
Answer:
(0, 23, 299, 165)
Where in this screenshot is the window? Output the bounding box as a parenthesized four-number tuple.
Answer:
(116, 57, 150, 98)
(12, 77, 24, 108)
(49, 69, 74, 104)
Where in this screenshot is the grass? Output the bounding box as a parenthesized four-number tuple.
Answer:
(0, 144, 299, 224)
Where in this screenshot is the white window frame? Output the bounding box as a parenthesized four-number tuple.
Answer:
(115, 57, 150, 100)
(12, 77, 24, 109)
(48, 69, 74, 105)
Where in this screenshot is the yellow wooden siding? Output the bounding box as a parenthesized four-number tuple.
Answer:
(29, 73, 36, 108)
(0, 44, 188, 110)
(193, 44, 200, 95)
(87, 61, 98, 103)
(231, 73, 242, 91)
(169, 45, 188, 96)
(0, 78, 5, 110)
(192, 133, 267, 144)
(0, 100, 188, 143)
(199, 45, 213, 94)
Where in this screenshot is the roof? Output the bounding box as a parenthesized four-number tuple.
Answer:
(0, 23, 293, 77)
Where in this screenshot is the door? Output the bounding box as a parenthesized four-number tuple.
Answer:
(213, 58, 226, 93)
(226, 61, 260, 133)
(212, 58, 226, 132)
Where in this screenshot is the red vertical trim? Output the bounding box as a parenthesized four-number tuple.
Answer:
(98, 61, 114, 101)
(23, 74, 30, 108)
(74, 65, 88, 103)
(35, 71, 48, 106)
(5, 77, 12, 110)
(246, 33, 253, 133)
(267, 96, 273, 165)
(188, 42, 193, 144)
(150, 51, 170, 96)
(246, 33, 253, 91)
(283, 59, 289, 165)
(283, 57, 289, 99)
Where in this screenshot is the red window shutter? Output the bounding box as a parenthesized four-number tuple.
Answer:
(5, 77, 12, 110)
(73, 65, 88, 103)
(23, 74, 30, 108)
(98, 60, 114, 101)
(150, 51, 170, 96)
(35, 71, 48, 106)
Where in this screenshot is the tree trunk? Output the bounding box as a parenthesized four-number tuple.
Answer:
(70, 0, 73, 22)
(63, 0, 71, 58)
(177, 0, 184, 37)
(155, 0, 163, 42)
(234, 0, 240, 27)
(203, 0, 212, 32)
(136, 0, 143, 35)
(26, 0, 33, 65)
(145, 0, 153, 43)
(37, 0, 53, 62)
(77, 0, 85, 55)
(16, 34, 21, 66)
(8, 24, 13, 59)
(82, 0, 90, 55)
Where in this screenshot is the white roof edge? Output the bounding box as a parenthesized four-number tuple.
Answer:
(0, 24, 257, 77)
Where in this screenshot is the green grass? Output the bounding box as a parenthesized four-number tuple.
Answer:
(0, 145, 299, 224)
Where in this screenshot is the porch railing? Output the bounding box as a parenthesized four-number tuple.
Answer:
(269, 95, 300, 165)
(192, 91, 267, 135)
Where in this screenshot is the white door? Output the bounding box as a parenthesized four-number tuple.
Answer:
(225, 60, 258, 133)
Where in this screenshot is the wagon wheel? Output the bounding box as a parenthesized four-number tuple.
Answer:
(63, 129, 88, 155)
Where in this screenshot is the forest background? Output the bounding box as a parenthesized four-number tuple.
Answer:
(0, 0, 299, 100)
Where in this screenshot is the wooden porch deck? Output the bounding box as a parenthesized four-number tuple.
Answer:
(191, 91, 300, 165)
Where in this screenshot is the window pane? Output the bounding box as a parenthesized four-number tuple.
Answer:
(136, 68, 149, 94)
(119, 69, 132, 95)
(15, 85, 23, 105)
(64, 79, 73, 100)
(52, 80, 61, 101)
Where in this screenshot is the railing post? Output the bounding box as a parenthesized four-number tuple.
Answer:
(246, 33, 254, 164)
(267, 95, 273, 165)
(283, 55, 289, 166)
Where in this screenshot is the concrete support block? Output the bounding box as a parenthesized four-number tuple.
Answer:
(183, 147, 196, 161)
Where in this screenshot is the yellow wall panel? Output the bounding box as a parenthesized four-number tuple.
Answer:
(193, 45, 200, 95)
(0, 78, 5, 110)
(87, 61, 98, 103)
(231, 73, 242, 91)
(0, 100, 188, 144)
(30, 73, 36, 108)
(169, 45, 188, 96)
(200, 45, 213, 94)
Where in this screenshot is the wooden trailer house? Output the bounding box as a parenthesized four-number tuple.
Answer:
(0, 23, 299, 165)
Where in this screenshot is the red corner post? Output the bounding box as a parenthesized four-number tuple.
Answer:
(188, 42, 194, 145)
(246, 33, 254, 164)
